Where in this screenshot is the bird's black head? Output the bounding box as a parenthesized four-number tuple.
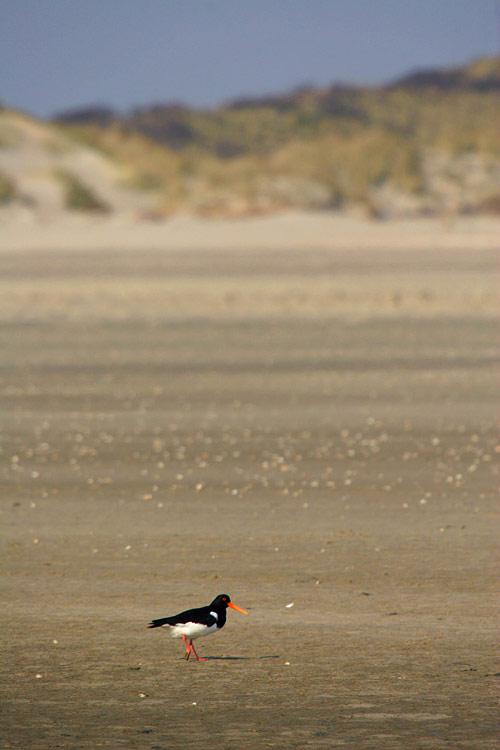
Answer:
(210, 594, 231, 608)
(210, 594, 248, 614)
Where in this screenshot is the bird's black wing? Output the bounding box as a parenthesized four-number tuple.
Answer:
(148, 616, 172, 628)
(147, 604, 216, 629)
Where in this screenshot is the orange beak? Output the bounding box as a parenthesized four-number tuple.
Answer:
(228, 602, 248, 614)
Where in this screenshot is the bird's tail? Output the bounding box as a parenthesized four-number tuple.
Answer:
(147, 617, 172, 629)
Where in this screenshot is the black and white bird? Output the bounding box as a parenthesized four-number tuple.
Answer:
(147, 593, 247, 661)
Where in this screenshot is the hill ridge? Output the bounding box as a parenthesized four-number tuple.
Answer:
(1, 57, 499, 220)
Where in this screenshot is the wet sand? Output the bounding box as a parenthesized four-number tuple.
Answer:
(1, 218, 499, 748)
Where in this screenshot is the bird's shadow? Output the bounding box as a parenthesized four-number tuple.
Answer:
(190, 654, 280, 662)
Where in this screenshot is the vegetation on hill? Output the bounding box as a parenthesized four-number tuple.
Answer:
(55, 170, 110, 213)
(2, 57, 499, 219)
(0, 170, 16, 204)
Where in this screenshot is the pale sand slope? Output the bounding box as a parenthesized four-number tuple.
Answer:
(1, 211, 499, 253)
(0, 213, 499, 322)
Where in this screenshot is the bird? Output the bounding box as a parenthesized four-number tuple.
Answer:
(147, 593, 248, 661)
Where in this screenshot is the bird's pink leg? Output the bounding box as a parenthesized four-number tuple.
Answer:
(189, 640, 207, 662)
(182, 634, 192, 660)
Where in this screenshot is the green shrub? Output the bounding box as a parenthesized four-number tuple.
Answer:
(56, 170, 110, 212)
(0, 171, 15, 203)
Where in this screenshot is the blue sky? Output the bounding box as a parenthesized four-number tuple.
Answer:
(1, 0, 499, 117)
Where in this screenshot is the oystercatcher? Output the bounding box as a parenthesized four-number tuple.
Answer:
(147, 594, 247, 661)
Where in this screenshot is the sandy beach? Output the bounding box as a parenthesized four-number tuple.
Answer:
(2, 211, 500, 253)
(1, 213, 499, 749)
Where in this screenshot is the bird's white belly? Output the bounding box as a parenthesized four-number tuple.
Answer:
(166, 622, 218, 640)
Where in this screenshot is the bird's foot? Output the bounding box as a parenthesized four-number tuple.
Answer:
(189, 642, 206, 661)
